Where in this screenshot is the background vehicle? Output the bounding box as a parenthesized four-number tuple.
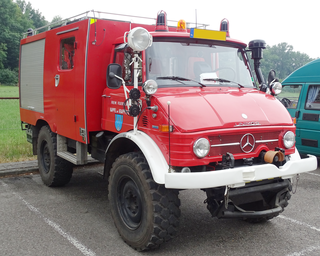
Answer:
(279, 59, 320, 156)
(19, 10, 317, 251)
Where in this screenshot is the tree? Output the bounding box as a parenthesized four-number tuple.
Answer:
(0, 0, 48, 85)
(50, 15, 65, 28)
(51, 15, 63, 24)
(0, 43, 7, 69)
(16, 0, 47, 32)
(260, 42, 314, 81)
(0, 0, 34, 69)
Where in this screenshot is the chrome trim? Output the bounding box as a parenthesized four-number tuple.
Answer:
(211, 142, 240, 147)
(56, 27, 79, 35)
(211, 139, 278, 148)
(240, 133, 255, 153)
(83, 21, 90, 144)
(256, 139, 278, 143)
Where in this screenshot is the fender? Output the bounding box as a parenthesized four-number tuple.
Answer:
(289, 147, 301, 161)
(106, 130, 169, 184)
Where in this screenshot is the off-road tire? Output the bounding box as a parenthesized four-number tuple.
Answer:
(37, 126, 73, 187)
(108, 152, 180, 251)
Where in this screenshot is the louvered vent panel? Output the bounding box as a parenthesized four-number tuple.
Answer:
(142, 116, 148, 127)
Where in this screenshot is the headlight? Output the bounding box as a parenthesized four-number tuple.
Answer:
(283, 131, 295, 149)
(271, 82, 282, 95)
(125, 27, 153, 52)
(143, 80, 158, 95)
(193, 138, 210, 158)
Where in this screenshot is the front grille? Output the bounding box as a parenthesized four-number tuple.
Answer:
(209, 132, 279, 156)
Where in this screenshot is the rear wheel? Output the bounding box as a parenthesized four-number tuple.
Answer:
(108, 152, 180, 251)
(37, 126, 73, 187)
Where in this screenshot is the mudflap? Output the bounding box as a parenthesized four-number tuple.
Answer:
(205, 179, 292, 220)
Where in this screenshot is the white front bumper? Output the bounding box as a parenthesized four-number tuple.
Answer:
(165, 154, 317, 189)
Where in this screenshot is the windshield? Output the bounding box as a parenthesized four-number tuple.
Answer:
(146, 41, 254, 88)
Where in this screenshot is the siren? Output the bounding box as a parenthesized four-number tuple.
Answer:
(177, 19, 187, 32)
(220, 18, 230, 37)
(155, 10, 168, 32)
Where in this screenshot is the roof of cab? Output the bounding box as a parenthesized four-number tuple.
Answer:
(283, 58, 320, 84)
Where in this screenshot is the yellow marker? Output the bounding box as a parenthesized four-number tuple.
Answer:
(190, 28, 226, 41)
(90, 19, 97, 24)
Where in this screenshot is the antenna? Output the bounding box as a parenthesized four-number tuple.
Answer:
(195, 9, 197, 28)
(167, 101, 171, 169)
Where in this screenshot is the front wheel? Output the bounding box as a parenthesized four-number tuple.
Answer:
(108, 152, 180, 251)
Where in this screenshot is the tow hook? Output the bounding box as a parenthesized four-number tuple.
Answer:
(222, 152, 234, 168)
(292, 174, 300, 194)
(224, 185, 230, 209)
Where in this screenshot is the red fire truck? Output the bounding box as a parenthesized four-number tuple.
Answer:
(19, 10, 317, 251)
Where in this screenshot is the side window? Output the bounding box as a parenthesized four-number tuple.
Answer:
(277, 85, 302, 109)
(306, 85, 320, 109)
(114, 44, 142, 85)
(60, 37, 75, 70)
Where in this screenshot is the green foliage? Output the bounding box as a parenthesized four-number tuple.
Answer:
(0, 0, 32, 69)
(0, 0, 49, 85)
(0, 68, 18, 85)
(0, 85, 18, 97)
(16, 0, 48, 32)
(0, 86, 35, 163)
(0, 43, 7, 69)
(260, 42, 314, 81)
(51, 15, 63, 24)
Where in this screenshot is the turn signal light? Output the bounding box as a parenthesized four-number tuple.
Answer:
(292, 117, 296, 124)
(159, 125, 173, 132)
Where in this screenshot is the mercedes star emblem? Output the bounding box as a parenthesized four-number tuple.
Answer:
(240, 133, 255, 153)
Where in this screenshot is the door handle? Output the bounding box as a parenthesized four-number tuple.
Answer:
(295, 110, 300, 119)
(55, 74, 60, 87)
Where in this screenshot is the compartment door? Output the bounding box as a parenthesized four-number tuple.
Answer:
(53, 26, 87, 142)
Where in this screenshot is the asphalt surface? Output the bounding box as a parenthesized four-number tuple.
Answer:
(0, 160, 320, 256)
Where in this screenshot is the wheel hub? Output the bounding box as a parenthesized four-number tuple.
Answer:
(41, 142, 51, 173)
(118, 179, 142, 230)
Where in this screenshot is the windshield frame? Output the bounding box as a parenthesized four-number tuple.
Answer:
(145, 37, 255, 88)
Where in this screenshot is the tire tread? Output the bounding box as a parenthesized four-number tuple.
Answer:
(109, 152, 180, 251)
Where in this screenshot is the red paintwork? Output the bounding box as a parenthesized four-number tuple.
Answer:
(20, 15, 295, 167)
(101, 85, 295, 166)
(155, 87, 293, 132)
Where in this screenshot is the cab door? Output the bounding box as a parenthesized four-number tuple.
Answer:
(295, 84, 320, 156)
(280, 83, 320, 156)
(101, 44, 141, 133)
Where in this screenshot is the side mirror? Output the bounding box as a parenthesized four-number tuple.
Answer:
(268, 69, 282, 96)
(267, 69, 276, 84)
(107, 64, 122, 88)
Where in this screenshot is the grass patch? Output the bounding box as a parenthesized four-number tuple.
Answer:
(0, 85, 36, 163)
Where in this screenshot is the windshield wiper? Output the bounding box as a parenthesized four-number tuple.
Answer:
(157, 76, 206, 88)
(202, 78, 244, 88)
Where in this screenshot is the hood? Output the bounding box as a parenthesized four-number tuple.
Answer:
(156, 87, 293, 133)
